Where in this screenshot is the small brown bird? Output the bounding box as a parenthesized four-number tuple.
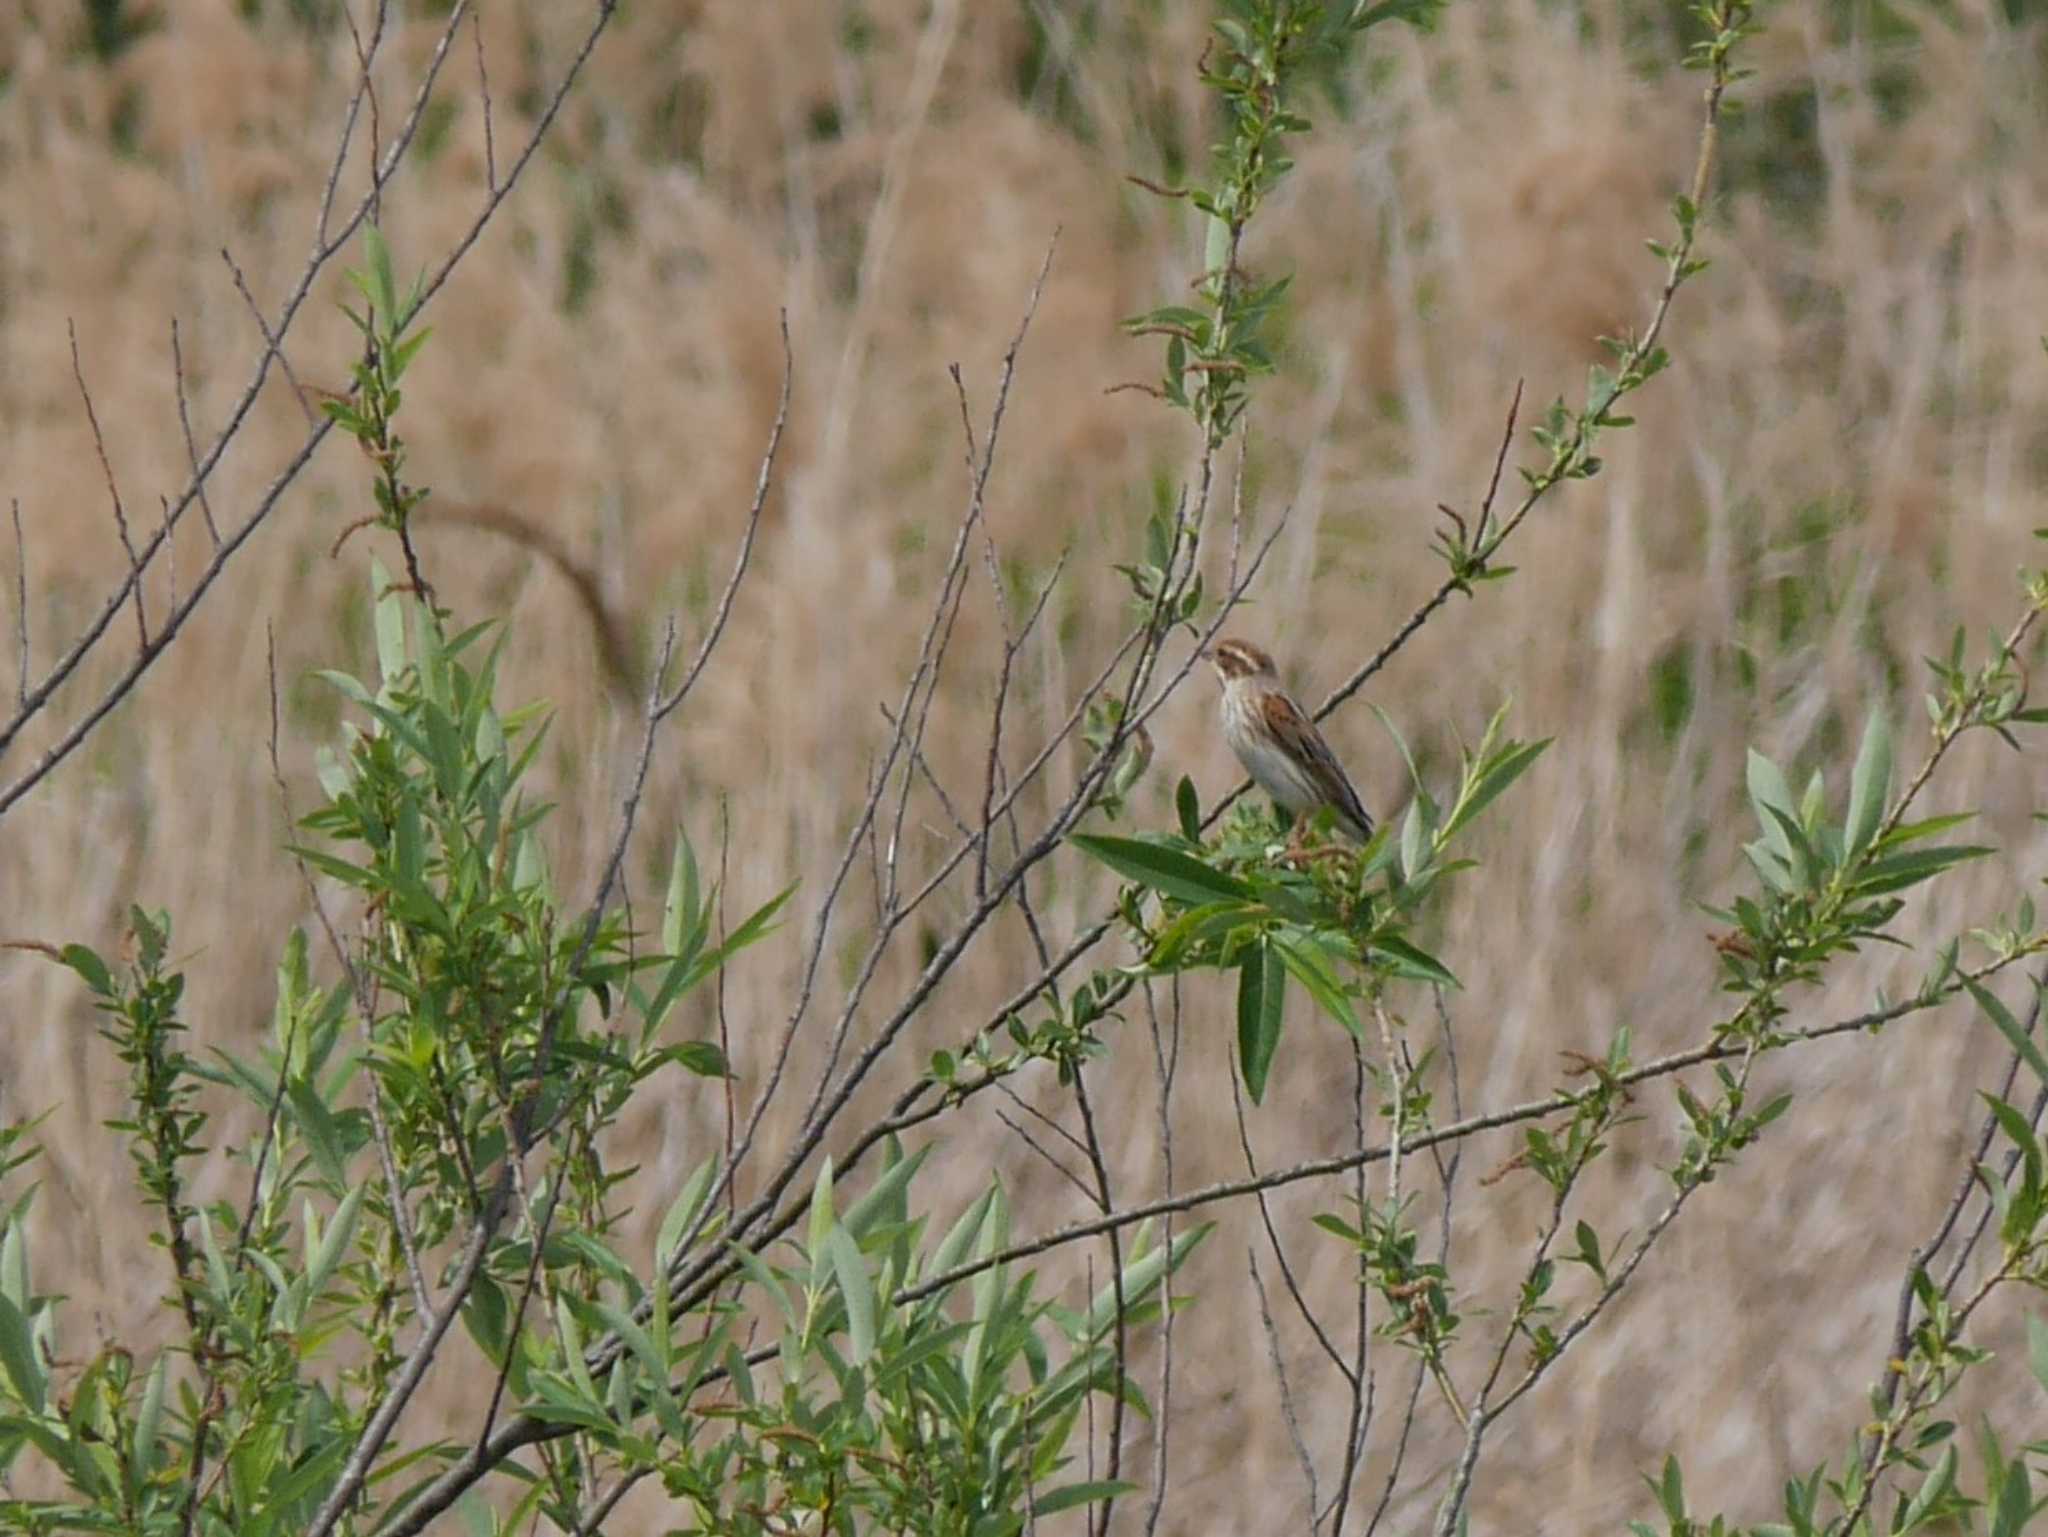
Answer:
(1209, 638, 1374, 841)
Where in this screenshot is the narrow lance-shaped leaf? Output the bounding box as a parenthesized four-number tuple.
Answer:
(826, 1225, 877, 1365)
(1849, 844, 1994, 898)
(1967, 978, 2048, 1092)
(656, 1155, 720, 1268)
(1175, 775, 1202, 842)
(1898, 1443, 1957, 1533)
(130, 1352, 167, 1486)
(1236, 940, 1286, 1105)
(1030, 1481, 1143, 1519)
(1371, 932, 1459, 989)
(1273, 931, 1362, 1037)
(807, 1156, 836, 1286)
(1747, 749, 1799, 862)
(304, 1181, 367, 1302)
(662, 832, 703, 960)
(1071, 834, 1253, 906)
(1845, 707, 1891, 859)
(842, 1141, 932, 1242)
(0, 1291, 45, 1412)
(1441, 738, 1550, 845)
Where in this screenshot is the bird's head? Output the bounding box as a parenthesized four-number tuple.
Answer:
(1208, 637, 1278, 685)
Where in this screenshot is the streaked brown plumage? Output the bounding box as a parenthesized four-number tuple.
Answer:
(1209, 638, 1373, 841)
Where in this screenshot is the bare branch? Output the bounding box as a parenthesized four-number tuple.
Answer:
(68, 320, 146, 647)
(1072, 1069, 1129, 1537)
(1248, 1248, 1322, 1519)
(9, 501, 24, 711)
(657, 311, 791, 722)
(169, 320, 223, 546)
(471, 6, 498, 192)
(222, 249, 319, 430)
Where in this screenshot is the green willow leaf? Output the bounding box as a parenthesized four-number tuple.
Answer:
(1236, 941, 1286, 1104)
(1371, 932, 1459, 988)
(1273, 932, 1361, 1037)
(1747, 749, 1798, 860)
(1442, 738, 1550, 844)
(1071, 834, 1253, 906)
(1845, 707, 1891, 858)
(1967, 979, 2048, 1091)
(1849, 845, 1993, 898)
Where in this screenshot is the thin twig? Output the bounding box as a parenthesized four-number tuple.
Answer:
(9, 501, 24, 710)
(1249, 1249, 1322, 1519)
(1141, 976, 1182, 1537)
(221, 251, 319, 430)
(68, 320, 146, 647)
(471, 7, 498, 192)
(342, 1, 387, 227)
(993, 1104, 1096, 1202)
(657, 312, 792, 723)
(1230, 1055, 1352, 1382)
(1072, 1070, 1128, 1537)
(170, 320, 223, 546)
(1327, 1032, 1385, 1537)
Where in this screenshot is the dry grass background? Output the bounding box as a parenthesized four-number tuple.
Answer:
(5, 0, 2048, 1530)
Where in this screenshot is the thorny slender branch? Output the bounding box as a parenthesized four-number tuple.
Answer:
(993, 1102, 1096, 1203)
(1232, 1061, 1352, 1384)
